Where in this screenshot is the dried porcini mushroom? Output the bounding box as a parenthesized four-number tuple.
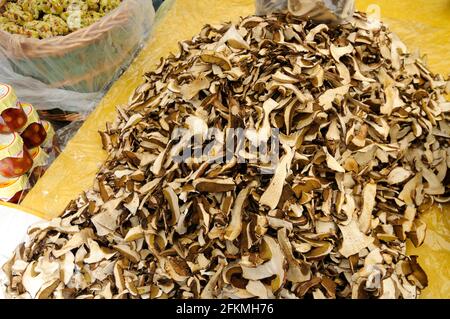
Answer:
(2, 12, 448, 299)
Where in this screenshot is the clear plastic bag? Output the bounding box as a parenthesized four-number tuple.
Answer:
(0, 0, 155, 113)
(255, 0, 289, 15)
(256, 0, 355, 24)
(0, 58, 100, 113)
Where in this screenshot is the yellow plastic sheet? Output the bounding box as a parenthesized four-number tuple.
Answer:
(21, 0, 449, 298)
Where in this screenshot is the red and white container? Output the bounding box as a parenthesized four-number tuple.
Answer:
(0, 84, 27, 133)
(0, 175, 28, 203)
(41, 120, 57, 154)
(28, 147, 49, 185)
(18, 103, 47, 148)
(0, 133, 33, 178)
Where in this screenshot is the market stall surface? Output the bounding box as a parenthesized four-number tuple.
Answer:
(16, 0, 450, 298)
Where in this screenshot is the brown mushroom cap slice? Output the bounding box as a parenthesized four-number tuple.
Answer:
(113, 245, 141, 264)
(200, 51, 232, 71)
(407, 219, 427, 247)
(225, 180, 258, 241)
(220, 25, 250, 50)
(359, 182, 377, 234)
(339, 219, 374, 258)
(387, 167, 412, 185)
(241, 236, 286, 291)
(305, 242, 333, 260)
(200, 262, 225, 299)
(193, 178, 236, 193)
(407, 256, 428, 290)
(260, 147, 295, 209)
(85, 239, 116, 264)
(277, 228, 311, 282)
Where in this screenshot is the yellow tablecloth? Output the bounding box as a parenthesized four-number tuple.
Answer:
(21, 0, 449, 298)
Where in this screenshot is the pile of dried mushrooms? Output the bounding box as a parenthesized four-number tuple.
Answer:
(3, 12, 449, 299)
